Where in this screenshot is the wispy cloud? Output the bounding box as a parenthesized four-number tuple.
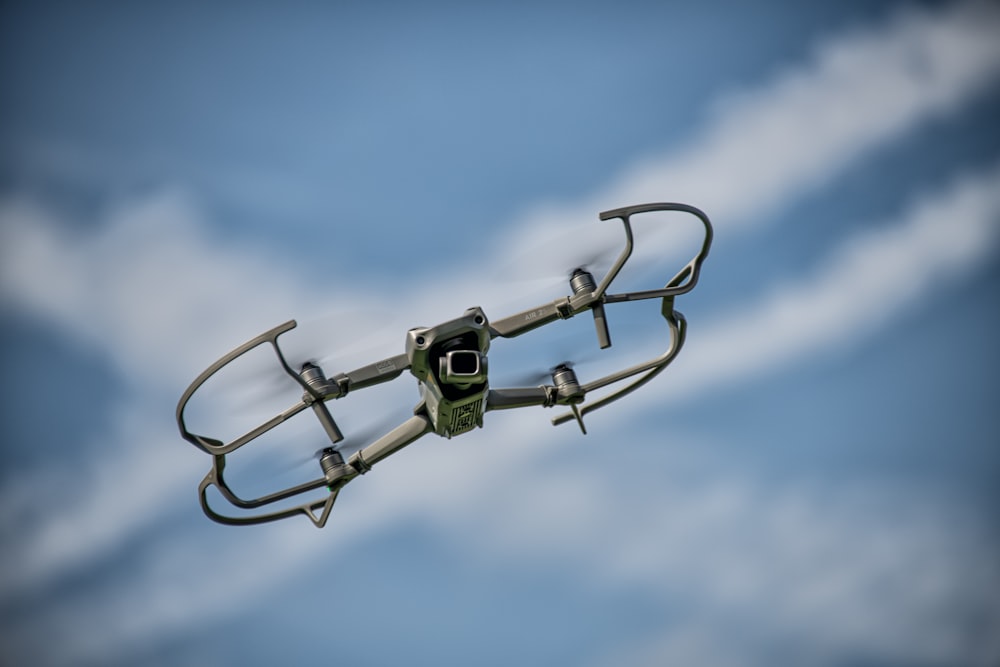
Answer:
(606, 0, 1000, 224)
(4, 165, 997, 666)
(498, 0, 1000, 274)
(452, 454, 1000, 667)
(0, 408, 203, 600)
(4, 1, 997, 387)
(650, 162, 1000, 403)
(0, 192, 329, 387)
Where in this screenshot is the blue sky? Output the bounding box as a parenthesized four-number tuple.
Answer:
(1, 1, 999, 665)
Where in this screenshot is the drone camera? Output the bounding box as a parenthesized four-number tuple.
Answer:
(439, 349, 487, 386)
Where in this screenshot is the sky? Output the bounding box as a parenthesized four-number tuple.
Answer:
(1, 1, 999, 665)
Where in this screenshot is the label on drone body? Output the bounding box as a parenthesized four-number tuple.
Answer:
(524, 309, 546, 321)
(375, 359, 397, 374)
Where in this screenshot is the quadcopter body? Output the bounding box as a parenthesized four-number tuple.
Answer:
(177, 203, 712, 527)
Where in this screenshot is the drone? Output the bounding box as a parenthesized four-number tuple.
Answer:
(177, 202, 712, 527)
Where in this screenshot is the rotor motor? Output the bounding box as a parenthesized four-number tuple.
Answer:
(551, 363, 583, 402)
(569, 268, 597, 296)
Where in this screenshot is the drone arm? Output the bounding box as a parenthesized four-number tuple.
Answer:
(347, 414, 433, 472)
(485, 387, 551, 411)
(196, 414, 433, 527)
(177, 313, 413, 457)
(489, 203, 711, 343)
(488, 294, 612, 340)
(331, 353, 411, 396)
(489, 301, 566, 339)
(298, 353, 414, 447)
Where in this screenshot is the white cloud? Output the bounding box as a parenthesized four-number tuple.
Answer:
(463, 459, 1000, 667)
(644, 163, 1000, 405)
(0, 515, 334, 666)
(498, 0, 1000, 273)
(6, 156, 996, 611)
(0, 409, 202, 599)
(4, 1, 998, 392)
(610, 0, 1000, 220)
(0, 192, 387, 390)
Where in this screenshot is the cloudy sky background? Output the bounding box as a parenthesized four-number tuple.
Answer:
(1, 1, 999, 665)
